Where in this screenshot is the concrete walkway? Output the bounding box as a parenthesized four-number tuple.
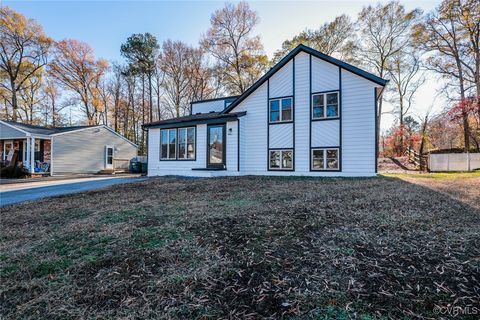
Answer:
(0, 176, 146, 207)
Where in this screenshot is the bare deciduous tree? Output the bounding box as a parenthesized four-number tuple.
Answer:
(201, 1, 268, 94)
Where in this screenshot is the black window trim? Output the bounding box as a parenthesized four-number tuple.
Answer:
(160, 126, 197, 161)
(268, 148, 294, 171)
(310, 147, 341, 171)
(268, 95, 294, 124)
(311, 90, 340, 121)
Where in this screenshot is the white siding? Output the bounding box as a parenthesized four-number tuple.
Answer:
(147, 50, 381, 177)
(147, 121, 239, 177)
(191, 100, 225, 114)
(341, 69, 377, 175)
(311, 120, 340, 147)
(147, 125, 207, 176)
(52, 127, 137, 174)
(232, 82, 268, 173)
(269, 123, 293, 148)
(294, 52, 310, 173)
(269, 60, 293, 98)
(312, 56, 339, 93)
(226, 121, 239, 172)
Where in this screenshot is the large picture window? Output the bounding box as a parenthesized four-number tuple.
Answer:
(269, 97, 293, 123)
(311, 148, 339, 170)
(269, 149, 293, 170)
(312, 92, 339, 119)
(160, 127, 196, 160)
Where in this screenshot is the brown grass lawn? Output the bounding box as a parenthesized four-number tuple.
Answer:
(1, 174, 479, 319)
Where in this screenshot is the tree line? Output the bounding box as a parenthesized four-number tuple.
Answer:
(1, 1, 478, 155)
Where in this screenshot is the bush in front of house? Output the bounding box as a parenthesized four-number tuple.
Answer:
(0, 163, 30, 179)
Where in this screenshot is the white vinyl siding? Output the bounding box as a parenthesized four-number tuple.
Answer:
(312, 56, 339, 93)
(294, 51, 310, 173)
(269, 123, 293, 149)
(191, 100, 225, 114)
(148, 125, 207, 176)
(232, 82, 268, 173)
(311, 120, 340, 147)
(269, 60, 293, 98)
(148, 50, 380, 177)
(341, 69, 377, 175)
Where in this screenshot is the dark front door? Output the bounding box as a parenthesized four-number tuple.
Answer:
(207, 124, 225, 168)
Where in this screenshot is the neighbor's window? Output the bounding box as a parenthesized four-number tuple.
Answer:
(160, 128, 177, 159)
(269, 149, 293, 170)
(312, 92, 339, 119)
(312, 148, 339, 170)
(107, 147, 113, 165)
(269, 97, 293, 123)
(178, 127, 196, 159)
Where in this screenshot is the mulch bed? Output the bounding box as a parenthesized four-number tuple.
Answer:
(1, 175, 479, 319)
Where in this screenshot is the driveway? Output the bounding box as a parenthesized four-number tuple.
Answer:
(0, 176, 146, 207)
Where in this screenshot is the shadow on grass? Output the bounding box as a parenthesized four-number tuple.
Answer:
(0, 175, 479, 319)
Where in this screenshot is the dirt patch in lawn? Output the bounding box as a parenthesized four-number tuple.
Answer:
(1, 176, 479, 319)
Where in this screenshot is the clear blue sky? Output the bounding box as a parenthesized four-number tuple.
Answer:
(3, 0, 442, 129)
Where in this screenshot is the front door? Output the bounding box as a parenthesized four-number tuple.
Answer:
(207, 124, 225, 169)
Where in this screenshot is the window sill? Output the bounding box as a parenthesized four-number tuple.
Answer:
(269, 120, 294, 125)
(311, 117, 340, 122)
(192, 167, 227, 171)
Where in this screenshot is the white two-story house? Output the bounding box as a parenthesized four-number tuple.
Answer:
(144, 45, 387, 177)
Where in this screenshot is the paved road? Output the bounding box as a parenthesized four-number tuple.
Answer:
(0, 177, 146, 207)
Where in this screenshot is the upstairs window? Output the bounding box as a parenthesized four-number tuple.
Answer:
(312, 92, 339, 119)
(269, 97, 293, 123)
(311, 148, 339, 170)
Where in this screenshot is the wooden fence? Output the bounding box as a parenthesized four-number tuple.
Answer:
(406, 147, 428, 171)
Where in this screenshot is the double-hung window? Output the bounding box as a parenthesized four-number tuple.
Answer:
(311, 148, 339, 170)
(269, 97, 293, 123)
(312, 92, 339, 119)
(161, 127, 196, 160)
(269, 149, 293, 170)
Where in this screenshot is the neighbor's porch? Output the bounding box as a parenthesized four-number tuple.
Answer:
(1, 136, 52, 175)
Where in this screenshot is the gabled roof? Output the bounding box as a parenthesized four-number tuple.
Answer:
(1, 121, 97, 135)
(222, 44, 388, 114)
(143, 111, 246, 129)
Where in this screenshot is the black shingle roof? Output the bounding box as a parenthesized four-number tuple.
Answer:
(143, 111, 246, 129)
(2, 121, 99, 135)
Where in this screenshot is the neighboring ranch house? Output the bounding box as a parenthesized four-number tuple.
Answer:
(144, 45, 388, 177)
(0, 120, 138, 175)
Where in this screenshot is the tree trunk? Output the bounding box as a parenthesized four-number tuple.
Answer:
(148, 72, 153, 123)
(10, 79, 18, 122)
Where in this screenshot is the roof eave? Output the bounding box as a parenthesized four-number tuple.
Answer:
(143, 112, 246, 130)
